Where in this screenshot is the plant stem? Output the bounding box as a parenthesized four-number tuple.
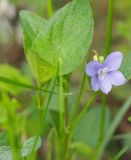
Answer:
(67, 94, 97, 160)
(71, 93, 97, 132)
(58, 59, 70, 160)
(47, 0, 53, 18)
(98, 94, 107, 144)
(42, 79, 56, 119)
(37, 82, 50, 110)
(72, 51, 91, 120)
(92, 94, 107, 160)
(105, 0, 114, 56)
(72, 73, 86, 119)
(59, 58, 65, 136)
(28, 81, 52, 160)
(64, 75, 70, 126)
(47, 130, 54, 160)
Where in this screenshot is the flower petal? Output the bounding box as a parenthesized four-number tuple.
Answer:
(108, 71, 127, 86)
(99, 76, 112, 94)
(91, 75, 100, 91)
(85, 61, 103, 77)
(104, 52, 123, 71)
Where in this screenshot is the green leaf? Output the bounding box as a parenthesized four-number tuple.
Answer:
(73, 106, 110, 148)
(0, 146, 12, 160)
(21, 136, 41, 157)
(0, 93, 21, 123)
(112, 146, 128, 160)
(27, 52, 56, 84)
(120, 53, 131, 80)
(70, 142, 93, 157)
(0, 64, 31, 95)
(98, 96, 131, 159)
(20, 11, 46, 52)
(123, 134, 131, 150)
(31, 0, 94, 74)
(0, 132, 9, 146)
(0, 76, 58, 94)
(49, 110, 60, 131)
(20, 11, 57, 84)
(0, 137, 41, 159)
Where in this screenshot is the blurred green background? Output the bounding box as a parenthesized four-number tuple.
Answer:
(0, 0, 131, 159)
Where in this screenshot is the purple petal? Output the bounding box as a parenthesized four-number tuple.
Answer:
(104, 52, 123, 71)
(85, 61, 103, 77)
(91, 75, 100, 91)
(99, 76, 112, 94)
(108, 71, 127, 86)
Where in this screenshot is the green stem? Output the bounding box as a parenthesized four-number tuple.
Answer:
(68, 94, 97, 159)
(37, 82, 50, 110)
(64, 96, 69, 126)
(28, 82, 51, 160)
(47, 129, 54, 160)
(105, 0, 114, 55)
(47, 0, 53, 18)
(72, 51, 92, 120)
(42, 79, 56, 119)
(58, 59, 69, 160)
(71, 94, 97, 132)
(98, 94, 107, 144)
(59, 58, 65, 136)
(72, 73, 86, 119)
(64, 75, 70, 127)
(58, 74, 71, 160)
(92, 94, 107, 160)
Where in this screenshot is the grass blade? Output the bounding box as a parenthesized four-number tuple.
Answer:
(112, 146, 128, 160)
(97, 96, 131, 159)
(0, 76, 72, 95)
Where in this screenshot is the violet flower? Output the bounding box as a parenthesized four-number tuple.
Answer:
(85, 52, 127, 94)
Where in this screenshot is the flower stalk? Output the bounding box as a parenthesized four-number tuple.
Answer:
(105, 0, 114, 55)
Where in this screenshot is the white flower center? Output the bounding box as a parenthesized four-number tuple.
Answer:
(98, 68, 107, 80)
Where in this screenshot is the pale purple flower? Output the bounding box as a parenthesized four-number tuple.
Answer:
(85, 52, 127, 94)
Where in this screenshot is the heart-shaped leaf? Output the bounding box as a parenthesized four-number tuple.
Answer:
(31, 0, 94, 74)
(20, 0, 94, 84)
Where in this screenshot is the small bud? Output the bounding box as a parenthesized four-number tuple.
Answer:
(99, 56, 104, 63)
(93, 55, 98, 61)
